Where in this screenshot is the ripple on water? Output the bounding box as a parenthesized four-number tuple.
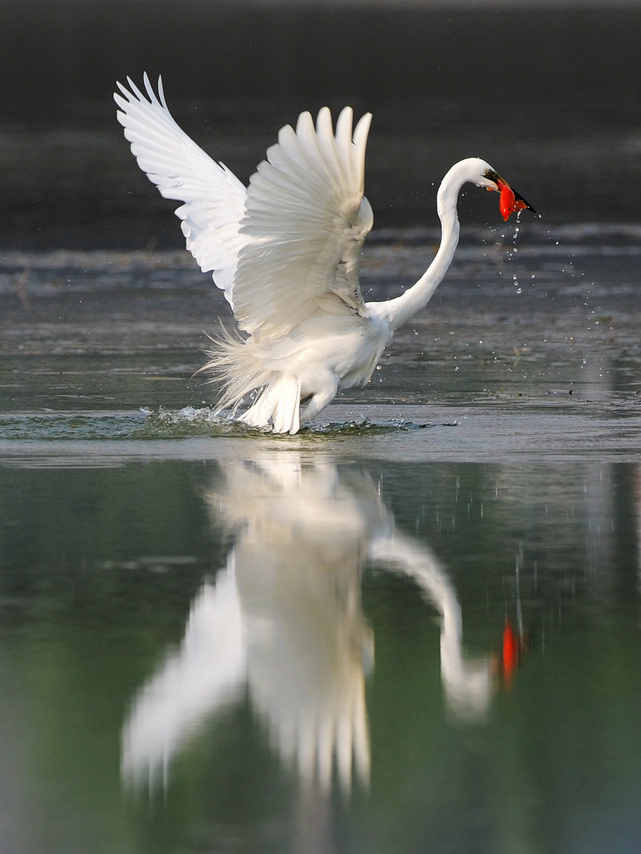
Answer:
(0, 407, 437, 442)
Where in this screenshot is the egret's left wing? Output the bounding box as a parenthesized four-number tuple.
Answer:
(231, 107, 374, 338)
(114, 75, 247, 304)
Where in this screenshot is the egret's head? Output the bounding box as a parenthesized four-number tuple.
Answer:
(477, 162, 537, 221)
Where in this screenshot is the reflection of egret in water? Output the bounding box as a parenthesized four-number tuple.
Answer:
(122, 453, 495, 796)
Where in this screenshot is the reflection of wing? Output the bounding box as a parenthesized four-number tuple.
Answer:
(369, 532, 491, 718)
(121, 559, 246, 789)
(213, 454, 381, 790)
(122, 453, 382, 794)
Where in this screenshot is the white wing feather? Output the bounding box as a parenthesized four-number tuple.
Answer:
(234, 107, 373, 337)
(115, 76, 374, 339)
(114, 74, 246, 305)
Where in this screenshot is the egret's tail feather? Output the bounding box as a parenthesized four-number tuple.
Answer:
(200, 326, 271, 416)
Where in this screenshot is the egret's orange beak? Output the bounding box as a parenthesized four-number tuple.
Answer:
(491, 178, 536, 221)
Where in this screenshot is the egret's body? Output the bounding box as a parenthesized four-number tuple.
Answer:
(115, 75, 533, 433)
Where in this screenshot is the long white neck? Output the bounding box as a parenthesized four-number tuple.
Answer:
(370, 159, 480, 332)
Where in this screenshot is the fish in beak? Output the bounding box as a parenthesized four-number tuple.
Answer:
(496, 178, 536, 221)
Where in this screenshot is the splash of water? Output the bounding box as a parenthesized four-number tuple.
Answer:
(509, 214, 522, 294)
(490, 212, 526, 295)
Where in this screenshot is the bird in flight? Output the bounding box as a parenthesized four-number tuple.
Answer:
(115, 75, 534, 434)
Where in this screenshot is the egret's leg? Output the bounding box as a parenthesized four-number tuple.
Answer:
(299, 375, 339, 426)
(239, 374, 301, 434)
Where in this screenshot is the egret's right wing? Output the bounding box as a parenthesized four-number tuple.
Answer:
(231, 107, 374, 338)
(114, 74, 247, 304)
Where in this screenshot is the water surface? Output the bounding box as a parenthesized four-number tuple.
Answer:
(1, 79, 641, 853)
(1, 233, 641, 853)
(1, 447, 640, 854)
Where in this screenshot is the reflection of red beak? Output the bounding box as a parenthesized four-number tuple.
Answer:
(502, 621, 519, 680)
(496, 179, 536, 221)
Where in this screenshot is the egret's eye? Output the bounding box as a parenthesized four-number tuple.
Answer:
(483, 168, 500, 186)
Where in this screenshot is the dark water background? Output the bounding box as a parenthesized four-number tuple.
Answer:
(2, 1, 641, 249)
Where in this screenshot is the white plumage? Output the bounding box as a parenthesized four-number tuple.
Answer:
(115, 74, 533, 433)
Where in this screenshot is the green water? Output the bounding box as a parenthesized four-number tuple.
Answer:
(0, 452, 639, 854)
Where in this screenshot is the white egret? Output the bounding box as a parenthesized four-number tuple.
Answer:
(115, 75, 534, 434)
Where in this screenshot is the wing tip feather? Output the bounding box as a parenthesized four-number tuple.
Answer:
(114, 72, 165, 109)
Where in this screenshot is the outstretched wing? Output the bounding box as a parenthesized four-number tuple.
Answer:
(115, 76, 374, 338)
(114, 74, 246, 304)
(233, 107, 373, 338)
